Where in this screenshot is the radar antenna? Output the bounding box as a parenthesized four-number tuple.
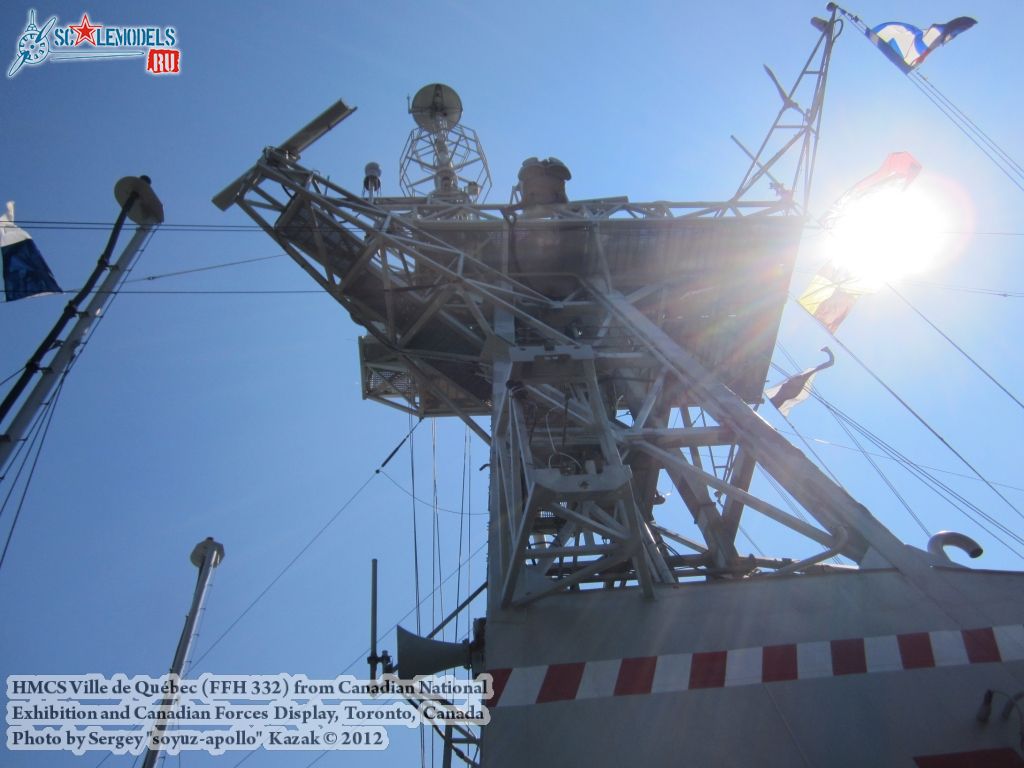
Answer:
(400, 83, 491, 203)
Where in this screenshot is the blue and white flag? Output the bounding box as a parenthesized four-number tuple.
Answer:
(870, 17, 976, 73)
(1, 201, 61, 302)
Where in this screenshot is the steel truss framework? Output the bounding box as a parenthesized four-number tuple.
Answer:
(211, 10, 937, 764)
(220, 171, 913, 607)
(400, 122, 492, 203)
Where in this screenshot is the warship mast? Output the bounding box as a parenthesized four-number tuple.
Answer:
(214, 8, 1024, 764)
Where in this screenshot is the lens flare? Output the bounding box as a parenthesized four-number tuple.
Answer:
(825, 184, 950, 288)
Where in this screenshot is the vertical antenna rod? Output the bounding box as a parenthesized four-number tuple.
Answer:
(366, 558, 392, 676)
(369, 558, 379, 679)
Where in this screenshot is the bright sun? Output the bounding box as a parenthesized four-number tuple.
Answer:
(825, 185, 950, 288)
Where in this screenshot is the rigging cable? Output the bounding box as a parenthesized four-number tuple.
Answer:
(766, 357, 1024, 558)
(914, 70, 1024, 180)
(9, 218, 1024, 236)
(0, 370, 67, 573)
(377, 471, 487, 516)
(906, 71, 1024, 194)
(9, 288, 327, 296)
(125, 253, 285, 283)
(830, 4, 1024, 194)
(799, 296, 1024, 523)
(773, 332, 1024, 555)
(887, 282, 1024, 413)
(1, 224, 157, 480)
(5, 272, 1022, 302)
(898, 279, 1024, 299)
(410, 415, 423, 637)
(1, 226, 157, 572)
(189, 473, 377, 670)
(0, 391, 46, 488)
(228, 751, 257, 768)
(187, 420, 423, 670)
(737, 524, 766, 557)
(812, 392, 1024, 559)
(466, 429, 473, 635)
(432, 420, 444, 636)
(765, 354, 845, 490)
(429, 421, 443, 768)
(242, 540, 489, 768)
(454, 427, 469, 639)
(773, 346, 928, 538)
(0, 367, 24, 388)
(761, 352, 851, 568)
(773, 355, 930, 539)
(410, 415, 426, 768)
(770, 334, 1024, 558)
(822, 404, 929, 538)
(757, 357, 847, 564)
(15, 223, 158, 767)
(777, 429, 1024, 493)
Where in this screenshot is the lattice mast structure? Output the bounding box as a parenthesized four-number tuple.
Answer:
(214, 14, 863, 594)
(214, 11, 1024, 764)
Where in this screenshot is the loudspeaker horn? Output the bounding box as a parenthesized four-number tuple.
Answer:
(396, 626, 472, 678)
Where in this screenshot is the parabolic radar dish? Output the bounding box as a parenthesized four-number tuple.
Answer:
(410, 83, 462, 131)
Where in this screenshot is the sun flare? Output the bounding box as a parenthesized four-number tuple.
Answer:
(825, 185, 950, 288)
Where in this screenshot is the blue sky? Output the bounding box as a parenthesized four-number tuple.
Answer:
(2, 1, 1023, 766)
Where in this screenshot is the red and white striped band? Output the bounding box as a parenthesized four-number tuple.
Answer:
(488, 624, 1024, 708)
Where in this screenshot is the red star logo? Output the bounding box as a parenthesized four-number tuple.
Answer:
(68, 13, 101, 46)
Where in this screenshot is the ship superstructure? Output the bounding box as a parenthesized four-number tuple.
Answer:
(214, 10, 1024, 765)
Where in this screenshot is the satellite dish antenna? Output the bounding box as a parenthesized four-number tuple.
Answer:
(410, 83, 462, 132)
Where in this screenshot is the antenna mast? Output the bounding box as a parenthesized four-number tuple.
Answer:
(212, 11, 1024, 764)
(400, 83, 491, 202)
(0, 176, 164, 476)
